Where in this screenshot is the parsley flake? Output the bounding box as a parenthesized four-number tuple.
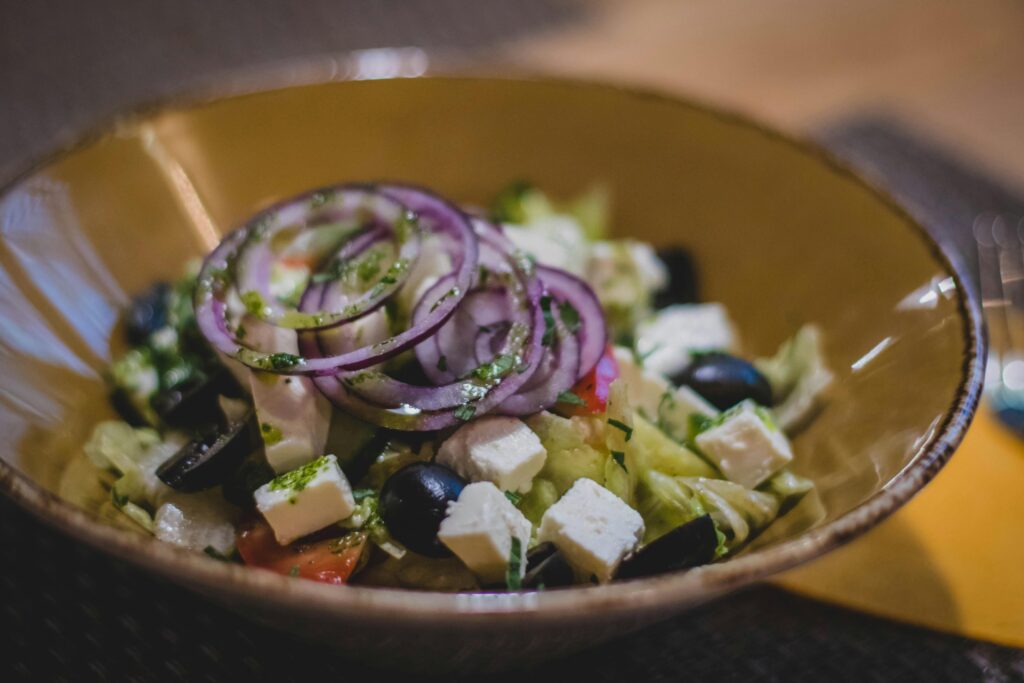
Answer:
(558, 301, 581, 333)
(504, 491, 522, 506)
(611, 450, 628, 472)
(472, 354, 516, 383)
(607, 418, 633, 442)
(540, 295, 556, 347)
(556, 390, 586, 406)
(505, 536, 523, 590)
(454, 404, 476, 421)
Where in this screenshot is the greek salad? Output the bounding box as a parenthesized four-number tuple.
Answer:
(66, 182, 833, 590)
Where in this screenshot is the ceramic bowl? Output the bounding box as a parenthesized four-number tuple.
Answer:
(0, 73, 984, 672)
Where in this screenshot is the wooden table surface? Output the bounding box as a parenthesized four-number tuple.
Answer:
(503, 0, 1024, 191)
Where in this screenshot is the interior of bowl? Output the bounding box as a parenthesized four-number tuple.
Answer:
(0, 76, 981, 611)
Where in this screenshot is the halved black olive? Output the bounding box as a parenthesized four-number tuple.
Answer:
(616, 514, 718, 580)
(673, 352, 772, 411)
(151, 366, 242, 430)
(522, 542, 575, 589)
(125, 282, 170, 345)
(653, 246, 699, 308)
(157, 408, 259, 492)
(378, 463, 466, 557)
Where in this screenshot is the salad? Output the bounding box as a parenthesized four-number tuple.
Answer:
(65, 182, 833, 590)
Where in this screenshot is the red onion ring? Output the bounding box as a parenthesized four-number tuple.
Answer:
(195, 184, 478, 375)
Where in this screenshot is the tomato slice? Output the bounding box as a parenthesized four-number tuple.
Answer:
(559, 344, 620, 416)
(236, 517, 368, 585)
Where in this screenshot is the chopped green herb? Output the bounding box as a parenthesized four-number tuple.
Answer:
(540, 295, 556, 347)
(260, 422, 283, 446)
(610, 450, 628, 472)
(478, 266, 491, 287)
(471, 354, 516, 383)
(263, 353, 303, 371)
(111, 487, 129, 509)
(437, 355, 448, 372)
(556, 390, 587, 406)
(454, 404, 476, 421)
(268, 454, 330, 494)
(558, 301, 581, 333)
(289, 565, 301, 576)
(607, 418, 633, 442)
(505, 536, 523, 590)
(352, 488, 376, 502)
(504, 491, 523, 506)
(240, 290, 269, 318)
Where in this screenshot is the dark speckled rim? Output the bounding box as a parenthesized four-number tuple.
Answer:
(0, 61, 986, 629)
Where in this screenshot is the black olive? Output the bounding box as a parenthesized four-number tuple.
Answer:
(653, 246, 698, 308)
(673, 352, 772, 411)
(157, 409, 259, 492)
(221, 454, 276, 507)
(616, 514, 718, 580)
(378, 463, 466, 558)
(522, 542, 575, 589)
(151, 365, 242, 430)
(125, 282, 170, 345)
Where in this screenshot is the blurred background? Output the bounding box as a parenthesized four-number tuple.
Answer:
(2, 1, 1023, 680)
(3, 0, 1024, 190)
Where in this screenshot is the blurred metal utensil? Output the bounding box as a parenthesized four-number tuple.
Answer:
(975, 213, 1024, 434)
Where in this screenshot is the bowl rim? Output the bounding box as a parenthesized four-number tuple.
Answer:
(0, 64, 986, 626)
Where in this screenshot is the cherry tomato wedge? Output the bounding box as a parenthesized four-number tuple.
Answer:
(557, 344, 620, 416)
(236, 517, 368, 585)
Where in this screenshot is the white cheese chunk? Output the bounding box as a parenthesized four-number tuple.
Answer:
(155, 489, 240, 555)
(613, 347, 718, 442)
(254, 454, 356, 545)
(694, 401, 793, 489)
(503, 215, 589, 276)
(538, 478, 644, 583)
(437, 415, 547, 493)
(437, 482, 533, 583)
(396, 233, 454, 317)
(635, 303, 738, 379)
(245, 320, 331, 474)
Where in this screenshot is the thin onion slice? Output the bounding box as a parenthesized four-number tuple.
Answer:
(195, 184, 478, 375)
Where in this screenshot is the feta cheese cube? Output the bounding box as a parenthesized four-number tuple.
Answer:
(437, 416, 547, 493)
(155, 489, 240, 555)
(437, 482, 533, 583)
(635, 304, 738, 379)
(613, 347, 718, 442)
(538, 478, 644, 583)
(695, 401, 793, 488)
(245, 320, 331, 474)
(254, 454, 356, 545)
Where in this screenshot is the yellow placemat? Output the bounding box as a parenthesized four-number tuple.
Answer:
(776, 405, 1024, 647)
